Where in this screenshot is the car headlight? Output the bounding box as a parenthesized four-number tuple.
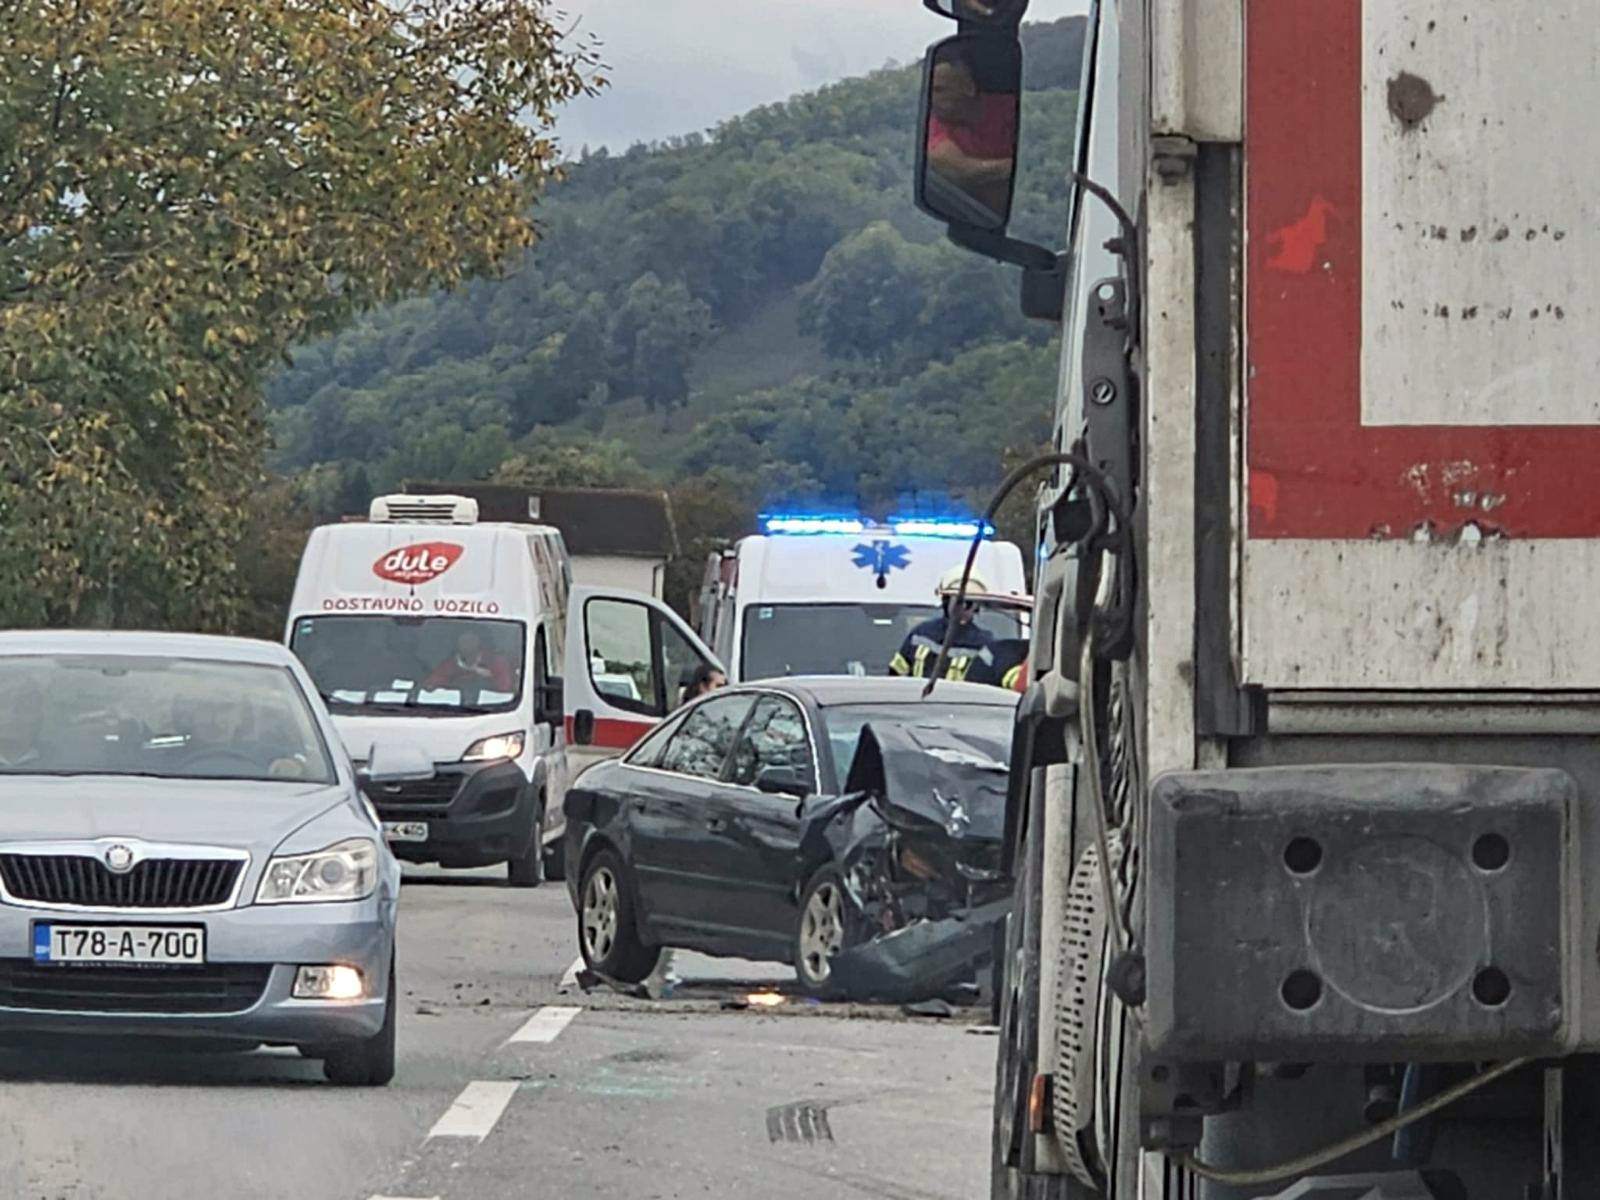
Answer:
(256, 838, 378, 905)
(462, 731, 525, 763)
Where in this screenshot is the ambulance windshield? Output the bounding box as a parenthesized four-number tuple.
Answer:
(290, 615, 526, 715)
(740, 603, 1023, 680)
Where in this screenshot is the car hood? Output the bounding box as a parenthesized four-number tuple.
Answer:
(0, 777, 350, 853)
(330, 712, 521, 766)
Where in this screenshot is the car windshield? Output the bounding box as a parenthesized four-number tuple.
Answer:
(0, 654, 336, 783)
(741, 603, 1025, 679)
(290, 616, 526, 715)
(821, 700, 1015, 782)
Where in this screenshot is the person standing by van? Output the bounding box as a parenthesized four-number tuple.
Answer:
(889, 568, 996, 682)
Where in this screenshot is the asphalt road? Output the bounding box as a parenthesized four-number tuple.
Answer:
(0, 867, 996, 1200)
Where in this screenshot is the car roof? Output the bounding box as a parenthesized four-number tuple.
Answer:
(737, 674, 1019, 708)
(0, 629, 299, 667)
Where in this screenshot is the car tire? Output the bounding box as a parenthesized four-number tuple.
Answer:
(507, 799, 546, 889)
(578, 848, 659, 983)
(794, 867, 860, 998)
(322, 955, 397, 1087)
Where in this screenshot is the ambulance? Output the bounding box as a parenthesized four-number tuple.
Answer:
(287, 494, 728, 885)
(694, 514, 1030, 683)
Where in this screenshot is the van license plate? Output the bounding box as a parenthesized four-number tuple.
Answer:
(34, 924, 205, 965)
(383, 821, 429, 843)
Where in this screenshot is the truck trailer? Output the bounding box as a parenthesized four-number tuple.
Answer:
(910, 1, 1600, 1197)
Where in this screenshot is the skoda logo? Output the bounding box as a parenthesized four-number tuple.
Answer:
(104, 844, 136, 874)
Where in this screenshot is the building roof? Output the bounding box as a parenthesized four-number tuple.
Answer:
(404, 482, 677, 559)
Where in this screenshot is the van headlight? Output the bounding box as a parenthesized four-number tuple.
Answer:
(256, 838, 378, 904)
(462, 731, 525, 763)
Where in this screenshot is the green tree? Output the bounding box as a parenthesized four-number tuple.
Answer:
(0, 0, 597, 628)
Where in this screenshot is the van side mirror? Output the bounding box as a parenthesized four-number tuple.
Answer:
(915, 33, 1023, 235)
(361, 742, 435, 785)
(536, 676, 564, 728)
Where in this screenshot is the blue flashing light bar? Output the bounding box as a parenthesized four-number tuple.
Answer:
(890, 517, 991, 539)
(760, 514, 866, 535)
(760, 513, 991, 538)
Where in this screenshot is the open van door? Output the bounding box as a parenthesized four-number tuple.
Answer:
(562, 586, 723, 776)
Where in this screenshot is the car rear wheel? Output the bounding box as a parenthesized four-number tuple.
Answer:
(322, 954, 397, 1087)
(794, 867, 859, 997)
(578, 848, 659, 983)
(506, 798, 546, 889)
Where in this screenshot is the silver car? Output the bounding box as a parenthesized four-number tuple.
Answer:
(0, 630, 411, 1085)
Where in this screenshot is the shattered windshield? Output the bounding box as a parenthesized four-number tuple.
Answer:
(822, 701, 1014, 782)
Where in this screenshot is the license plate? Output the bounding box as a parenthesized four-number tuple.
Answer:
(383, 821, 429, 843)
(33, 923, 205, 965)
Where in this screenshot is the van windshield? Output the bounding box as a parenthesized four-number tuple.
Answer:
(740, 603, 1024, 681)
(290, 616, 526, 716)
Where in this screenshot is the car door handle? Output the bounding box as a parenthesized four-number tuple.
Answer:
(706, 816, 727, 833)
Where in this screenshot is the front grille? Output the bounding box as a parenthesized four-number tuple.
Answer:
(0, 855, 242, 909)
(362, 775, 460, 810)
(0, 961, 271, 1014)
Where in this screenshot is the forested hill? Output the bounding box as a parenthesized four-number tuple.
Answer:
(265, 17, 1084, 520)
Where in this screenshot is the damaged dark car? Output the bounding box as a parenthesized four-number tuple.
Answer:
(562, 676, 1016, 1002)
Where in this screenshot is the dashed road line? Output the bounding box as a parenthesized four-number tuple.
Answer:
(560, 956, 583, 988)
(426, 1081, 520, 1142)
(368, 1195, 440, 1200)
(507, 1004, 582, 1045)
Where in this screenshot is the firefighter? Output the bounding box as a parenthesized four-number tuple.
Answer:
(889, 567, 996, 682)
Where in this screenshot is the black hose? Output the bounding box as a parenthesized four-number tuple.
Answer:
(922, 450, 1130, 696)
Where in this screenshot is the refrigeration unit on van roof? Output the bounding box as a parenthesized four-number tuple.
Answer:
(368, 494, 480, 525)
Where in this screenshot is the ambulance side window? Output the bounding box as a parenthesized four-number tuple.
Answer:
(533, 626, 549, 693)
(585, 598, 659, 716)
(660, 621, 709, 715)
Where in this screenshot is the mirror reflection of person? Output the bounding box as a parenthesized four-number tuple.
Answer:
(926, 46, 1018, 218)
(425, 630, 514, 693)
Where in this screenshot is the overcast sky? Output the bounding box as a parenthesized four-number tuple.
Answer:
(550, 0, 1088, 151)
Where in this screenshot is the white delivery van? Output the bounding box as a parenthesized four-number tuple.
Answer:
(285, 493, 572, 886)
(694, 515, 1029, 682)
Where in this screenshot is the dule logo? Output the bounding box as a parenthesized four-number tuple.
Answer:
(373, 542, 463, 586)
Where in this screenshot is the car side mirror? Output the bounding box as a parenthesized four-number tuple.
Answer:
(755, 765, 811, 799)
(572, 708, 596, 747)
(536, 676, 564, 727)
(915, 33, 1023, 235)
(361, 742, 435, 785)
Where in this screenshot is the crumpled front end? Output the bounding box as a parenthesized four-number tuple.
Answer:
(799, 720, 1012, 1002)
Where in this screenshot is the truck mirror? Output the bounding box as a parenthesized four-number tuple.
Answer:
(915, 33, 1023, 235)
(922, 0, 1030, 26)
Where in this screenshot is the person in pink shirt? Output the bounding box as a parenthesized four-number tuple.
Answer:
(926, 47, 1018, 219)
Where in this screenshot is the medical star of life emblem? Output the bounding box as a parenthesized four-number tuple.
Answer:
(851, 540, 911, 584)
(104, 844, 136, 874)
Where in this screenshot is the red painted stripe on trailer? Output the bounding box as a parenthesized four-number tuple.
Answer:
(1245, 0, 1600, 539)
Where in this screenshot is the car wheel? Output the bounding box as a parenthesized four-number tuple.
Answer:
(323, 954, 397, 1087)
(578, 848, 659, 983)
(507, 799, 546, 889)
(794, 867, 859, 998)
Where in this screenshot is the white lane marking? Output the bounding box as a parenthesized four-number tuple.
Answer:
(560, 956, 582, 988)
(426, 1081, 519, 1141)
(507, 1004, 582, 1045)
